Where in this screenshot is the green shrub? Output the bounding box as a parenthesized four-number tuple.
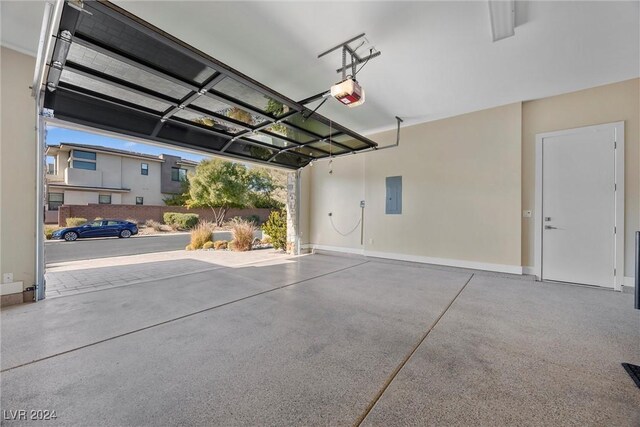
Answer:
(228, 217, 256, 251)
(66, 217, 87, 227)
(202, 241, 215, 250)
(163, 212, 177, 225)
(44, 225, 61, 240)
(164, 212, 199, 229)
(190, 221, 214, 249)
(213, 240, 228, 250)
(262, 210, 286, 250)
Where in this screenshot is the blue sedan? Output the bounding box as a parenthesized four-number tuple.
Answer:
(52, 219, 138, 241)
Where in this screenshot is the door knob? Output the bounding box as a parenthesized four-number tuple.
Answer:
(544, 225, 557, 230)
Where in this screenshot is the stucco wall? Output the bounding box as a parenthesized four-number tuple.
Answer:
(0, 47, 36, 289)
(99, 153, 123, 188)
(121, 157, 163, 205)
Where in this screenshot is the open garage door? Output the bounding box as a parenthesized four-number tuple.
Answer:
(41, 1, 377, 170)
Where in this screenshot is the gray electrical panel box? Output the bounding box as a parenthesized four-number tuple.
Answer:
(385, 176, 402, 214)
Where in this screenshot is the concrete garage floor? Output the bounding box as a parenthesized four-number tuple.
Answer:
(1, 253, 639, 426)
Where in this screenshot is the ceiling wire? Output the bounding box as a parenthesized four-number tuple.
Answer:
(355, 48, 375, 76)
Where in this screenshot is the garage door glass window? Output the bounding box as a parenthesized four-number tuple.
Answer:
(48, 193, 63, 210)
(99, 195, 111, 204)
(136, 197, 143, 205)
(171, 167, 187, 182)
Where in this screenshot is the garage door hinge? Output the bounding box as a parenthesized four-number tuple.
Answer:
(614, 226, 617, 234)
(614, 140, 617, 149)
(614, 268, 617, 275)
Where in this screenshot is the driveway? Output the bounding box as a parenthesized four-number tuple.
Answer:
(2, 253, 639, 425)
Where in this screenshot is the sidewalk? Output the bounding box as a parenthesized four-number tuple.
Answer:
(45, 248, 289, 298)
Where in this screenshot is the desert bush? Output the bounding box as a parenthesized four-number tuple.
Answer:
(213, 240, 228, 250)
(185, 244, 194, 251)
(262, 210, 286, 250)
(145, 219, 162, 231)
(202, 241, 215, 250)
(228, 217, 256, 251)
(190, 221, 215, 249)
(244, 215, 261, 225)
(66, 217, 87, 227)
(228, 241, 236, 251)
(261, 236, 272, 245)
(164, 212, 199, 229)
(126, 218, 139, 225)
(94, 217, 103, 220)
(44, 225, 61, 240)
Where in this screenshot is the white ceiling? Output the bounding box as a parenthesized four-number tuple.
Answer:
(2, 1, 639, 135)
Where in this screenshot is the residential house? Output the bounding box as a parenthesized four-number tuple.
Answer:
(45, 143, 197, 221)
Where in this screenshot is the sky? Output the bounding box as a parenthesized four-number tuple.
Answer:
(46, 125, 208, 163)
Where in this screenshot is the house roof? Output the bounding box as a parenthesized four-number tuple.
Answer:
(47, 183, 131, 193)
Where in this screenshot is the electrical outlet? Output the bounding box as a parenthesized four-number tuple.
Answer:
(2, 273, 13, 284)
(360, 200, 365, 208)
(522, 210, 532, 218)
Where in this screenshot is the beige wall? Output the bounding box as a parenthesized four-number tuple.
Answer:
(0, 47, 36, 289)
(522, 78, 639, 276)
(309, 154, 365, 251)
(308, 79, 639, 277)
(121, 157, 163, 205)
(99, 153, 123, 188)
(309, 103, 523, 270)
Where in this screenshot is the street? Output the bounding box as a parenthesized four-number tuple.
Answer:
(45, 231, 263, 264)
(45, 233, 190, 264)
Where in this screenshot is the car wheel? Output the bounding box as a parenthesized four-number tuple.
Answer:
(119, 229, 132, 238)
(63, 231, 78, 242)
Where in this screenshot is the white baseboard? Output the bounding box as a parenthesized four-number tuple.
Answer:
(365, 250, 523, 275)
(305, 244, 365, 256)
(523, 266, 537, 276)
(306, 244, 522, 275)
(624, 276, 635, 288)
(1, 281, 24, 296)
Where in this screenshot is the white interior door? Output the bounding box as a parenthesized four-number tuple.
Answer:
(542, 128, 616, 287)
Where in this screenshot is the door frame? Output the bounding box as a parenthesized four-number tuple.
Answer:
(534, 121, 625, 291)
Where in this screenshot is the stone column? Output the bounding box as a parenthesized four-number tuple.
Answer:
(285, 170, 299, 255)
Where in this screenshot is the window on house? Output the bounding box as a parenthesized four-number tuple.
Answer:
(73, 150, 96, 160)
(171, 167, 187, 182)
(73, 160, 97, 170)
(48, 193, 64, 211)
(136, 197, 144, 205)
(141, 163, 149, 175)
(99, 195, 112, 204)
(46, 156, 56, 174)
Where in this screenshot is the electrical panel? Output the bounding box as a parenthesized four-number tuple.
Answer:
(385, 176, 402, 214)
